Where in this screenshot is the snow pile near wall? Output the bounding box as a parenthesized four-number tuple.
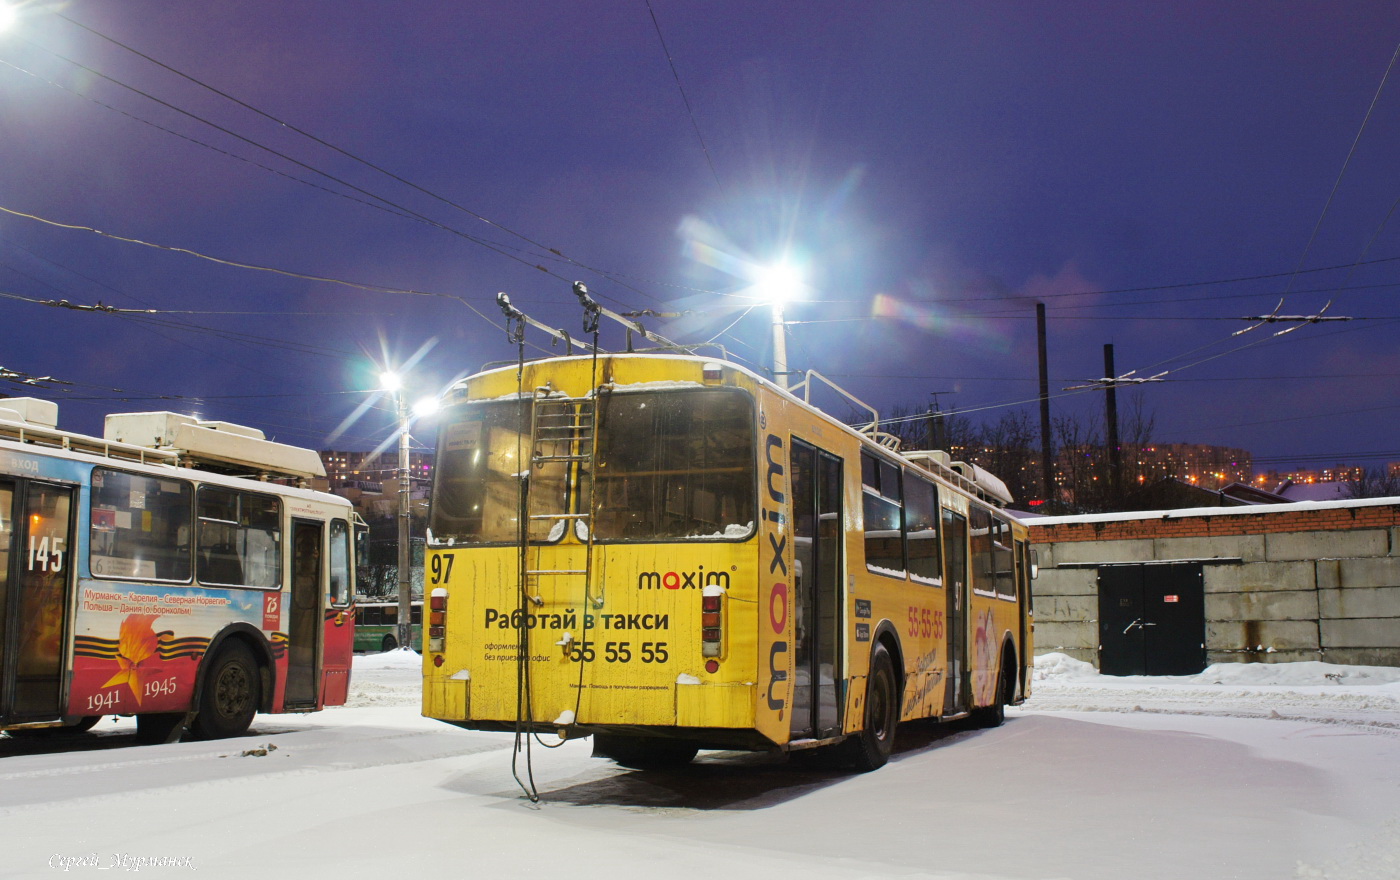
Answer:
(1187, 660, 1400, 688)
(1033, 651, 1102, 681)
(1034, 651, 1400, 690)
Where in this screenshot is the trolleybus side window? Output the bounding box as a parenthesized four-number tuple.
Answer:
(195, 486, 280, 588)
(861, 451, 905, 577)
(993, 515, 1016, 600)
(905, 476, 941, 585)
(969, 506, 995, 596)
(89, 468, 193, 582)
(590, 388, 755, 541)
(328, 519, 352, 606)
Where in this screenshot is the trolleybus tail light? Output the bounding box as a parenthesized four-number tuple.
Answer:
(429, 588, 448, 653)
(702, 362, 723, 384)
(701, 585, 726, 660)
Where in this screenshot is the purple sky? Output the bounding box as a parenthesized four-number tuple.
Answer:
(1, 2, 1397, 473)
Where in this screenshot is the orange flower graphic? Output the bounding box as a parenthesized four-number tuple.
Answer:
(101, 614, 162, 705)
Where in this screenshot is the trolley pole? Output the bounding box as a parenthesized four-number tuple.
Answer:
(395, 393, 413, 652)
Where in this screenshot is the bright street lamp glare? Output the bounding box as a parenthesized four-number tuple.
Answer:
(0, 3, 18, 33)
(755, 262, 802, 305)
(412, 397, 440, 418)
(379, 371, 402, 393)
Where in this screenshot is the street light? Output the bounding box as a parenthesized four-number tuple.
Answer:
(755, 262, 802, 389)
(0, 3, 19, 33)
(379, 370, 430, 653)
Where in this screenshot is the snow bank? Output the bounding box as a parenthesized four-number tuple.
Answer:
(1034, 651, 1400, 689)
(1033, 651, 1102, 681)
(354, 647, 424, 670)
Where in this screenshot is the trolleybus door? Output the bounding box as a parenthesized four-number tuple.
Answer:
(284, 519, 323, 708)
(0, 480, 74, 721)
(1016, 539, 1033, 697)
(319, 518, 354, 705)
(789, 440, 844, 740)
(941, 509, 969, 716)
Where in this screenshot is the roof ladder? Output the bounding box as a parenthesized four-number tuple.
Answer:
(519, 393, 601, 607)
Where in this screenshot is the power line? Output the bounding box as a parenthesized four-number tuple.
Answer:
(47, 13, 671, 307)
(0, 58, 426, 229)
(1278, 34, 1400, 300)
(643, 0, 721, 189)
(11, 36, 582, 288)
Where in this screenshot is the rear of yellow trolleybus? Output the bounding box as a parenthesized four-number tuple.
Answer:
(421, 353, 1032, 769)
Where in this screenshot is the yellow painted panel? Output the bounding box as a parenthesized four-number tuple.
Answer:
(676, 682, 756, 729)
(425, 676, 468, 719)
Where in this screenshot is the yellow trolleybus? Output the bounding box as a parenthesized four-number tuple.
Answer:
(421, 353, 1032, 770)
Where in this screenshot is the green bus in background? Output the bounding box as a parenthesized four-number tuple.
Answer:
(353, 601, 422, 652)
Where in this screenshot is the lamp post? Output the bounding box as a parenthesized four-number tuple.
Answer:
(380, 372, 414, 651)
(756, 262, 801, 389)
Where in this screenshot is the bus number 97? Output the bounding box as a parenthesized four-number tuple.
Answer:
(430, 553, 455, 585)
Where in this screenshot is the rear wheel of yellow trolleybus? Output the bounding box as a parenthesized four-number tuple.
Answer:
(838, 643, 900, 771)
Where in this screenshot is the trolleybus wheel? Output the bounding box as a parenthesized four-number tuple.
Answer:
(845, 643, 898, 772)
(191, 642, 260, 740)
(593, 733, 698, 769)
(381, 634, 398, 652)
(972, 660, 1009, 729)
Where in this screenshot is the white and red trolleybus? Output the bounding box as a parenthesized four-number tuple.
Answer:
(0, 398, 360, 743)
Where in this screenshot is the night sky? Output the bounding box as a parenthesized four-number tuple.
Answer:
(1, 2, 1397, 475)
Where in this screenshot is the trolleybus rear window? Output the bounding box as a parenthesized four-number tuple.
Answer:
(590, 388, 754, 541)
(429, 389, 755, 544)
(430, 399, 571, 544)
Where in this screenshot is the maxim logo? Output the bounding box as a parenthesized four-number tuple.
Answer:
(637, 568, 731, 590)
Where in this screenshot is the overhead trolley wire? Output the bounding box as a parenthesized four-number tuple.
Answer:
(1277, 35, 1400, 300)
(643, 0, 722, 190)
(8, 36, 579, 289)
(50, 13, 670, 307)
(0, 58, 424, 229)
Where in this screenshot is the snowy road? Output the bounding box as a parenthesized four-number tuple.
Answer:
(3, 652, 1399, 880)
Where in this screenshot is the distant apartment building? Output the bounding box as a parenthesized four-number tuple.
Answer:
(316, 449, 435, 521)
(1127, 443, 1253, 488)
(1254, 465, 1366, 486)
(1050, 442, 1253, 492)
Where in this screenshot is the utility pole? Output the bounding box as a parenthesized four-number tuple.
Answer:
(1036, 303, 1054, 504)
(1104, 344, 1122, 508)
(395, 393, 414, 652)
(925, 391, 954, 450)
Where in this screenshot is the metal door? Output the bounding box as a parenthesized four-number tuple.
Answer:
(788, 440, 844, 740)
(1, 480, 75, 721)
(1098, 563, 1205, 676)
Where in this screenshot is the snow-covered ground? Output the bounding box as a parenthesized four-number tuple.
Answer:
(4, 650, 1400, 880)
